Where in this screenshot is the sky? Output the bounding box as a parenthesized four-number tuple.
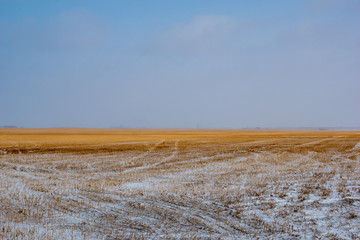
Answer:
(0, 0, 359, 129)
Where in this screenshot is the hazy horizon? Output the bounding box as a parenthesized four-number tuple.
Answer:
(1, 0, 359, 129)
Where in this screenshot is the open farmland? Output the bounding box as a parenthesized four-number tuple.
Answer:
(0, 129, 359, 239)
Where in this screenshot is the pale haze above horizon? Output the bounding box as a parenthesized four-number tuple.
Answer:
(1, 0, 359, 129)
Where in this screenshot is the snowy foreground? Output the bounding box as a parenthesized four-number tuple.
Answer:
(0, 129, 359, 239)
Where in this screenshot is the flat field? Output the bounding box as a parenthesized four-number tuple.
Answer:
(0, 129, 359, 239)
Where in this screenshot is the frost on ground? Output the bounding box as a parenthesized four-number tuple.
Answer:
(0, 129, 359, 239)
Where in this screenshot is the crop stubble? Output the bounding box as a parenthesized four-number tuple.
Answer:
(0, 129, 359, 239)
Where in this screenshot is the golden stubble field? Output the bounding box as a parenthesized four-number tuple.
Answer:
(0, 128, 359, 239)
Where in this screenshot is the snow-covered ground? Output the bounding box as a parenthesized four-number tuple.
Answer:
(0, 135, 359, 239)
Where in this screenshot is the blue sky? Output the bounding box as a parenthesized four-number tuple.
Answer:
(1, 0, 359, 128)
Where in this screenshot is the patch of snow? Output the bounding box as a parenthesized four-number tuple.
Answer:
(351, 142, 360, 150)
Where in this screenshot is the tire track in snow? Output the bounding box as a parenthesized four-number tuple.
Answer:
(153, 140, 179, 167)
(295, 138, 334, 147)
(351, 142, 360, 151)
(85, 191, 245, 236)
(124, 198, 244, 235)
(122, 140, 165, 173)
(128, 140, 165, 163)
